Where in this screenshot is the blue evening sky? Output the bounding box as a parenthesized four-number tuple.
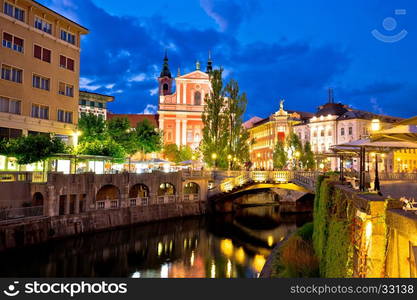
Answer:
(38, 0, 417, 120)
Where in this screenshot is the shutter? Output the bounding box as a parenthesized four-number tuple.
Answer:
(43, 48, 51, 63)
(67, 58, 74, 71)
(60, 55, 66, 68)
(3, 32, 13, 42)
(34, 45, 42, 59)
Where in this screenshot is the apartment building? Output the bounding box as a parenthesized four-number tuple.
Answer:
(0, 0, 88, 144)
(79, 91, 114, 120)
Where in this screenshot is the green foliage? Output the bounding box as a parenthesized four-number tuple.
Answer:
(78, 114, 106, 142)
(224, 79, 250, 168)
(201, 69, 250, 169)
(107, 117, 138, 156)
(135, 119, 163, 155)
(312, 178, 354, 278)
(202, 69, 228, 168)
(163, 144, 179, 162)
(2, 135, 67, 165)
(273, 140, 288, 169)
(77, 139, 125, 162)
(297, 222, 314, 241)
(301, 142, 315, 170)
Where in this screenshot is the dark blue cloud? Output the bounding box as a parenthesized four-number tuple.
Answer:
(37, 0, 417, 119)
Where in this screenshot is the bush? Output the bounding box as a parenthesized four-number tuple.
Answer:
(297, 222, 314, 241)
(278, 235, 319, 278)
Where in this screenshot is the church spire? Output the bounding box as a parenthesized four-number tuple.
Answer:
(160, 50, 172, 78)
(206, 51, 213, 73)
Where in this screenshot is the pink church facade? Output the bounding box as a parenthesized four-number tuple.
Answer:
(157, 54, 213, 149)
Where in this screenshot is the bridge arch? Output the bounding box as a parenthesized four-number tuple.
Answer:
(184, 182, 200, 195)
(96, 185, 120, 201)
(129, 183, 149, 198)
(158, 183, 176, 196)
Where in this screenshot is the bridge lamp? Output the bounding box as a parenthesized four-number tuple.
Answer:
(233, 157, 237, 162)
(295, 151, 301, 158)
(227, 154, 232, 161)
(211, 153, 217, 160)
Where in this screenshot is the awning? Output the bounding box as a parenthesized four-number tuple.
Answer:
(331, 138, 417, 154)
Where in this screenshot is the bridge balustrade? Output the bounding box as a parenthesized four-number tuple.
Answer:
(96, 199, 119, 210)
(128, 197, 149, 207)
(183, 194, 199, 201)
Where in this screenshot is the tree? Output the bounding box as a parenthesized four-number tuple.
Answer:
(178, 145, 193, 162)
(273, 139, 288, 169)
(224, 79, 250, 169)
(135, 119, 163, 158)
(163, 144, 179, 162)
(201, 69, 228, 168)
(78, 114, 106, 142)
(4, 134, 67, 165)
(77, 139, 125, 162)
(108, 117, 138, 156)
(302, 142, 315, 170)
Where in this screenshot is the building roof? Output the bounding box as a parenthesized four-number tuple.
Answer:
(32, 0, 89, 33)
(336, 110, 403, 123)
(243, 116, 263, 129)
(80, 91, 115, 103)
(315, 102, 349, 117)
(106, 113, 159, 128)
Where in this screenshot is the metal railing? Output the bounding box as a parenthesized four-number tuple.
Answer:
(0, 206, 44, 222)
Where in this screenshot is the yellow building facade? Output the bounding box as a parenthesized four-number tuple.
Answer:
(0, 0, 88, 143)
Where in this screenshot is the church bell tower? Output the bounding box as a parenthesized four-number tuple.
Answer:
(158, 51, 173, 96)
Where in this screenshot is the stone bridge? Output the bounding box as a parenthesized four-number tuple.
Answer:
(209, 171, 320, 212)
(0, 170, 212, 219)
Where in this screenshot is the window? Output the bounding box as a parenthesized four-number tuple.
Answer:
(341, 128, 345, 136)
(59, 55, 74, 71)
(80, 99, 87, 106)
(1, 65, 22, 83)
(34, 45, 51, 63)
(98, 102, 104, 109)
(4, 2, 24, 22)
(163, 83, 168, 91)
(0, 97, 21, 115)
(194, 91, 201, 105)
(320, 130, 325, 137)
(31, 104, 49, 120)
(60, 29, 76, 45)
(0, 127, 22, 140)
(57, 110, 73, 124)
(348, 127, 353, 135)
(2, 32, 24, 53)
(32, 75, 50, 91)
(34, 17, 52, 34)
(58, 82, 74, 97)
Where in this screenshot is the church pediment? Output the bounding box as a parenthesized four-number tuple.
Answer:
(179, 70, 209, 80)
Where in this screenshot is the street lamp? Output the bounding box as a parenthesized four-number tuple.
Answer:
(211, 153, 217, 170)
(227, 154, 232, 171)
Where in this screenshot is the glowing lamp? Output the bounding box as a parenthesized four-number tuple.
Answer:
(371, 119, 381, 132)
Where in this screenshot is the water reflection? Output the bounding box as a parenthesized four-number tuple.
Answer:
(0, 204, 311, 278)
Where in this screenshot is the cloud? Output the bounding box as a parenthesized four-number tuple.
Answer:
(149, 88, 159, 96)
(141, 104, 158, 114)
(79, 77, 101, 91)
(370, 97, 384, 115)
(200, 0, 259, 33)
(128, 73, 147, 82)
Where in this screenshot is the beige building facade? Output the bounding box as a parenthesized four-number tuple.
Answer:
(0, 0, 88, 144)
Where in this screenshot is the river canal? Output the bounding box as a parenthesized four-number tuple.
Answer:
(0, 195, 311, 278)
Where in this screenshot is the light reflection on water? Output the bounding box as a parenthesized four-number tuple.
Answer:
(0, 197, 311, 278)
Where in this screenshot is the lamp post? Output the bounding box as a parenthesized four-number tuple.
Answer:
(211, 153, 217, 170)
(227, 154, 232, 172)
(374, 153, 381, 195)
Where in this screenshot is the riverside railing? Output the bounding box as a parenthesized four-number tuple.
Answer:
(0, 171, 47, 183)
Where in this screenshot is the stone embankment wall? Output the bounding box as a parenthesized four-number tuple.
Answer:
(0, 201, 204, 251)
(313, 177, 416, 278)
